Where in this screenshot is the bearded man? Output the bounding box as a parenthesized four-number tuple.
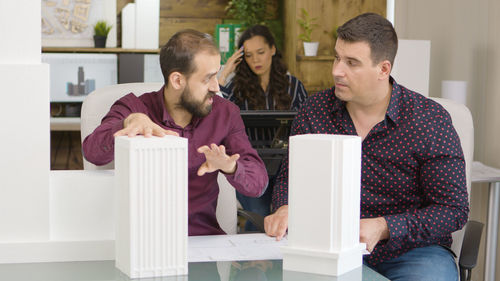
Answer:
(83, 29, 268, 236)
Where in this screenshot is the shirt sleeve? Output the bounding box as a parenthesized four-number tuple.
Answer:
(289, 76, 308, 111)
(221, 106, 269, 198)
(271, 102, 310, 211)
(219, 82, 235, 102)
(383, 113, 469, 250)
(82, 93, 149, 166)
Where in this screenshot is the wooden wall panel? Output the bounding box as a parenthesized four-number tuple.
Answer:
(294, 0, 387, 56)
(283, 0, 297, 73)
(160, 0, 229, 18)
(284, 0, 386, 91)
(159, 0, 278, 19)
(117, 0, 133, 14)
(159, 18, 222, 46)
(297, 60, 334, 94)
(117, 0, 281, 48)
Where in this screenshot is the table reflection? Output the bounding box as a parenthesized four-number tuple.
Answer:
(0, 260, 388, 281)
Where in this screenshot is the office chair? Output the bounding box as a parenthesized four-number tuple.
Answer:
(430, 97, 483, 281)
(80, 82, 238, 235)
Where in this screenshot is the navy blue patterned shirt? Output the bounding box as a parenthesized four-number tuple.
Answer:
(220, 74, 307, 110)
(272, 78, 469, 266)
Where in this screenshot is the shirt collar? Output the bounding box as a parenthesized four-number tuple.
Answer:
(330, 86, 346, 117)
(386, 76, 402, 125)
(330, 76, 403, 125)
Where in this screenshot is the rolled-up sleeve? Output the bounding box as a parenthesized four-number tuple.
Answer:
(82, 93, 149, 166)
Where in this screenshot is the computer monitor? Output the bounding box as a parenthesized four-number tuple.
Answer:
(239, 110, 297, 176)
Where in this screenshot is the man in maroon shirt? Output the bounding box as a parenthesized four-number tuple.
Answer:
(83, 30, 268, 236)
(264, 14, 467, 281)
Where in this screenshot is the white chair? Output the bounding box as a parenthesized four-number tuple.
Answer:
(430, 97, 483, 281)
(80, 83, 237, 235)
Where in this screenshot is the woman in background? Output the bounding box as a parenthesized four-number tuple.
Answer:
(219, 25, 308, 230)
(219, 25, 307, 110)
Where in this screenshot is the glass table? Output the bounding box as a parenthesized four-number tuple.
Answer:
(0, 260, 389, 281)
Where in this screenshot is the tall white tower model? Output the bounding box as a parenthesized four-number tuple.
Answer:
(281, 134, 365, 276)
(115, 136, 188, 278)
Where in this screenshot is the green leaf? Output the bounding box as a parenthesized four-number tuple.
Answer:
(297, 8, 318, 42)
(94, 20, 112, 37)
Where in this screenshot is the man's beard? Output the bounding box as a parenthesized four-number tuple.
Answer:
(179, 85, 216, 118)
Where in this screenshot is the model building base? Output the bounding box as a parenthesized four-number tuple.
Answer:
(281, 243, 366, 276)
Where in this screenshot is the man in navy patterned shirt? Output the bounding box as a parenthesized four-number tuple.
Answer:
(264, 13, 468, 281)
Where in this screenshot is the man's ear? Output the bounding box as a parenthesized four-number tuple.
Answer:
(379, 60, 392, 80)
(168, 71, 185, 90)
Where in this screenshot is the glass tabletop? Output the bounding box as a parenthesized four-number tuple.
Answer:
(0, 260, 389, 281)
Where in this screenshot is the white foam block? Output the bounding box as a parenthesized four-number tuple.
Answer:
(0, 64, 50, 242)
(50, 170, 114, 241)
(392, 39, 431, 97)
(135, 0, 160, 49)
(283, 134, 364, 276)
(442, 80, 467, 105)
(115, 136, 188, 278)
(121, 3, 136, 49)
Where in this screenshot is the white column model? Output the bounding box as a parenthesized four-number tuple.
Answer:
(115, 136, 188, 278)
(282, 134, 365, 276)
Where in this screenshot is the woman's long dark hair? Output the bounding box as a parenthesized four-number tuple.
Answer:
(232, 25, 290, 110)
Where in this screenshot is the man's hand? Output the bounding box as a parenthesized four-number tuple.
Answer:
(359, 217, 390, 252)
(264, 205, 288, 241)
(197, 143, 240, 176)
(114, 113, 179, 138)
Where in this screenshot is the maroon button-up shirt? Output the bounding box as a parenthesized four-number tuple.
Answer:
(83, 86, 268, 236)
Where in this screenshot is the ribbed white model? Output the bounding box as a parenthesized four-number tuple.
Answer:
(115, 136, 188, 278)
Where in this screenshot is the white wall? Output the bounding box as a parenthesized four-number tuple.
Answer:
(395, 1, 500, 280)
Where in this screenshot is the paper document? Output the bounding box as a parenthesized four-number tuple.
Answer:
(188, 233, 288, 262)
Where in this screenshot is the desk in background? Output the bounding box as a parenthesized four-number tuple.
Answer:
(50, 117, 81, 131)
(472, 161, 500, 281)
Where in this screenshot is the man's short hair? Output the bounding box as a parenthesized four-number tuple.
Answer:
(337, 13, 398, 66)
(160, 29, 219, 86)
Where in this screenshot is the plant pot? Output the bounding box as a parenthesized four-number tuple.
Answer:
(93, 35, 107, 48)
(303, 41, 319, 56)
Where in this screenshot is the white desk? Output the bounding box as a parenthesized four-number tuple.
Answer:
(50, 117, 81, 131)
(472, 161, 500, 281)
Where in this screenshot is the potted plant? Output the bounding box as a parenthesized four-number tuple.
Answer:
(93, 20, 112, 48)
(225, 0, 283, 50)
(297, 8, 319, 56)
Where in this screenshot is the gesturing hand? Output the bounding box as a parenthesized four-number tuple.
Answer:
(197, 143, 240, 176)
(264, 205, 289, 241)
(359, 217, 390, 252)
(114, 113, 179, 138)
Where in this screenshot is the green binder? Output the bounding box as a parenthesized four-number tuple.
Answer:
(215, 24, 242, 64)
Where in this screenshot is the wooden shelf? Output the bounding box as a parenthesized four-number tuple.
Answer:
(42, 47, 160, 54)
(296, 55, 335, 61)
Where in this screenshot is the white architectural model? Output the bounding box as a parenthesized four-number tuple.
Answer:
(282, 134, 365, 276)
(122, 0, 160, 49)
(115, 136, 188, 278)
